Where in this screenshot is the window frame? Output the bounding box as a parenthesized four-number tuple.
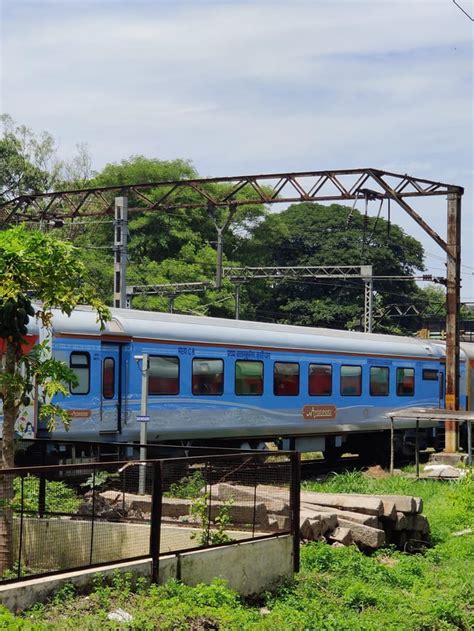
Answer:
(235, 359, 264, 396)
(369, 366, 390, 397)
(102, 357, 115, 399)
(192, 357, 224, 396)
(273, 361, 300, 396)
(422, 369, 439, 381)
(69, 351, 91, 395)
(148, 355, 180, 396)
(308, 363, 333, 397)
(340, 364, 362, 397)
(396, 367, 415, 397)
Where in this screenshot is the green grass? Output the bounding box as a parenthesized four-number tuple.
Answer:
(2, 472, 473, 630)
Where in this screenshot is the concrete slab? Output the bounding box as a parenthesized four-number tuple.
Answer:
(0, 557, 176, 613)
(179, 535, 293, 596)
(424, 464, 466, 479)
(0, 535, 294, 612)
(428, 452, 467, 466)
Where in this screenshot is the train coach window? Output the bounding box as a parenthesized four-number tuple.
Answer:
(274, 362, 300, 396)
(370, 366, 389, 396)
(192, 358, 224, 395)
(309, 364, 332, 396)
(340, 365, 362, 396)
(396, 367, 415, 396)
(423, 369, 439, 381)
(70, 352, 90, 395)
(235, 360, 263, 395)
(149, 356, 179, 395)
(102, 358, 115, 399)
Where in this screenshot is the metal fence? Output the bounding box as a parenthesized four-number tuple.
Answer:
(0, 450, 299, 584)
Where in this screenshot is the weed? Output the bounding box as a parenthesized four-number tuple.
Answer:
(80, 470, 119, 491)
(50, 582, 77, 606)
(166, 470, 205, 499)
(343, 582, 379, 610)
(0, 605, 27, 630)
(190, 494, 234, 546)
(1, 561, 35, 580)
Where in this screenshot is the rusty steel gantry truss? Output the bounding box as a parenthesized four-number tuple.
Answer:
(0, 168, 464, 452)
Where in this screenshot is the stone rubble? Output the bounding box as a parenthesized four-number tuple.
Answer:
(210, 483, 430, 552)
(95, 482, 430, 553)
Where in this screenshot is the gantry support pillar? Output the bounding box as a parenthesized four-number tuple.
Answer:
(445, 189, 462, 453)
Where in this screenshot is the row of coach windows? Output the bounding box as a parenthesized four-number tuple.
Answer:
(145, 356, 418, 397)
(69, 352, 423, 397)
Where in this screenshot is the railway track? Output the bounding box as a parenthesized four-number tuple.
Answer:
(300, 455, 362, 477)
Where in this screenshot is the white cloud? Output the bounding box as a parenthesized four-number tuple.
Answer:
(1, 0, 473, 294)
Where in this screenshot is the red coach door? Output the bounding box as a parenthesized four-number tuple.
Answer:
(100, 343, 126, 435)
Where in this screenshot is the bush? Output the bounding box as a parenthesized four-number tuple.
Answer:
(12, 475, 80, 514)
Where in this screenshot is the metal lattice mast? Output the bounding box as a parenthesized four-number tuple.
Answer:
(113, 197, 128, 309)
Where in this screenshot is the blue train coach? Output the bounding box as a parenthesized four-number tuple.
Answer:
(8, 305, 470, 460)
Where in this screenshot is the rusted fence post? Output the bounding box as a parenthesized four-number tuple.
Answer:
(89, 466, 96, 566)
(149, 461, 163, 584)
(290, 451, 301, 573)
(38, 474, 46, 518)
(17, 475, 25, 579)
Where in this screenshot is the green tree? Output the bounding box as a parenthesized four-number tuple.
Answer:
(0, 225, 109, 572)
(128, 242, 237, 317)
(92, 155, 203, 262)
(415, 285, 474, 331)
(239, 202, 425, 331)
(86, 156, 266, 315)
(0, 115, 54, 203)
(1, 115, 95, 204)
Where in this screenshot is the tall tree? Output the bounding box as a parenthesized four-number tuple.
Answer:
(0, 115, 95, 204)
(88, 156, 266, 314)
(414, 285, 474, 330)
(239, 202, 425, 331)
(0, 225, 109, 572)
(0, 115, 54, 203)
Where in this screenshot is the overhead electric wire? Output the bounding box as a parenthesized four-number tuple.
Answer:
(452, 0, 474, 20)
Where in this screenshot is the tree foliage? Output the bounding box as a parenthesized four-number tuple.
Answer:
(80, 155, 267, 316)
(238, 202, 426, 331)
(0, 225, 110, 469)
(0, 115, 94, 203)
(0, 115, 52, 202)
(0, 225, 110, 572)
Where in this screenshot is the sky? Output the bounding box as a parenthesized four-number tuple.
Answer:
(1, 0, 473, 299)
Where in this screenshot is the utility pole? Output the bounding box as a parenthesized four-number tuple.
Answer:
(211, 200, 237, 290)
(137, 353, 149, 495)
(361, 265, 374, 333)
(216, 225, 224, 290)
(445, 189, 462, 452)
(235, 284, 241, 320)
(113, 196, 128, 309)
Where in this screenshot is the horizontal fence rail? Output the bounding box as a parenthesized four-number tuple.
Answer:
(0, 451, 300, 584)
